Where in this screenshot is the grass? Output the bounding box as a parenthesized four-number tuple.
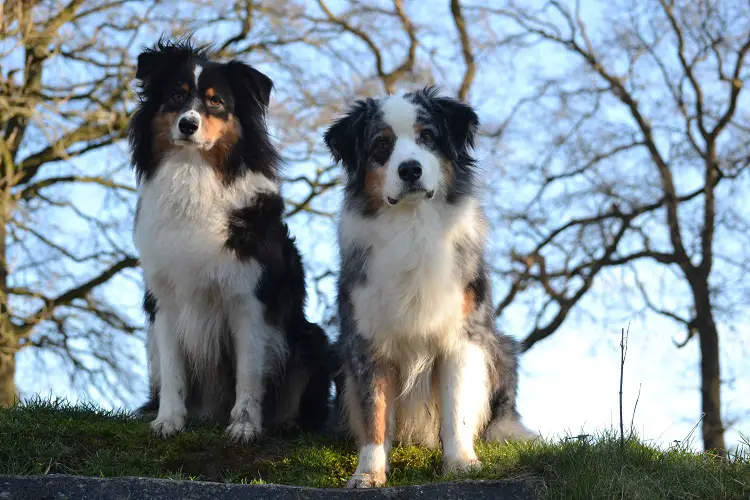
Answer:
(1, 399, 749, 499)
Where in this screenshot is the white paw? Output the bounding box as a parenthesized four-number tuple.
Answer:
(346, 471, 386, 489)
(151, 414, 185, 438)
(226, 411, 261, 443)
(443, 456, 482, 475)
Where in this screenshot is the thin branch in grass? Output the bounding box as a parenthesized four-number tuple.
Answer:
(629, 383, 642, 441)
(619, 324, 630, 449)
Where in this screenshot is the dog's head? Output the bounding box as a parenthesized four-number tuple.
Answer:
(324, 87, 479, 215)
(129, 35, 274, 182)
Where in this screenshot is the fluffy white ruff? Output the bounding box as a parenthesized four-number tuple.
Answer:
(339, 197, 486, 393)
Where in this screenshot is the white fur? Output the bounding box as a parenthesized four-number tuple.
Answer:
(348, 444, 387, 488)
(193, 64, 203, 88)
(439, 341, 490, 471)
(135, 148, 287, 438)
(340, 197, 486, 391)
(339, 195, 489, 450)
(151, 309, 187, 435)
(380, 97, 441, 202)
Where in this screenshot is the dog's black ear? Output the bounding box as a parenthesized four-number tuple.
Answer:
(414, 86, 478, 159)
(227, 60, 273, 108)
(433, 95, 479, 157)
(135, 50, 167, 83)
(323, 99, 372, 172)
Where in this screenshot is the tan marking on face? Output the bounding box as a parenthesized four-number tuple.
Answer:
(364, 166, 386, 212)
(414, 123, 424, 136)
(380, 127, 394, 138)
(199, 114, 241, 184)
(151, 111, 178, 160)
(205, 87, 216, 98)
(181, 83, 189, 92)
(462, 288, 476, 318)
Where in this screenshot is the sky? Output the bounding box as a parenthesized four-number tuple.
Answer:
(8, 0, 750, 453)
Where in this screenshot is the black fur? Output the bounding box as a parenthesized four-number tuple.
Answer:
(129, 35, 279, 184)
(131, 36, 331, 433)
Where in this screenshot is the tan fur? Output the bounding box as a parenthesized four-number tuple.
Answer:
(151, 111, 178, 161)
(364, 167, 386, 212)
(462, 288, 475, 318)
(343, 365, 396, 446)
(343, 371, 368, 446)
(199, 115, 241, 184)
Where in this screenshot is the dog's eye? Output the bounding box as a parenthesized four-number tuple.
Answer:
(371, 138, 392, 163)
(170, 91, 186, 104)
(207, 95, 224, 107)
(420, 129, 436, 144)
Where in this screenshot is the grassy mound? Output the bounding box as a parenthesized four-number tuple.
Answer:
(1, 400, 748, 499)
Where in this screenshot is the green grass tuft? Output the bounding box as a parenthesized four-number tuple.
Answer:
(1, 399, 749, 498)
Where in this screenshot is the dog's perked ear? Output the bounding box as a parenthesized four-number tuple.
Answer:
(430, 94, 480, 159)
(227, 61, 274, 108)
(323, 99, 373, 174)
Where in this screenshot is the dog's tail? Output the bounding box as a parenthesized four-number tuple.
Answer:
(134, 392, 159, 419)
(484, 335, 537, 442)
(484, 411, 536, 442)
(295, 321, 335, 432)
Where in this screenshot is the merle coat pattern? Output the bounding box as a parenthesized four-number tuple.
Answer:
(324, 87, 533, 488)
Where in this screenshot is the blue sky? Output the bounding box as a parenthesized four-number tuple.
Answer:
(8, 0, 749, 452)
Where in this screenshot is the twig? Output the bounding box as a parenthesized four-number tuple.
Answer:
(629, 382, 642, 440)
(619, 324, 630, 448)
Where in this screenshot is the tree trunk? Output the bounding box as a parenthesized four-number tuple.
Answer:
(0, 190, 14, 406)
(691, 278, 725, 453)
(0, 342, 16, 406)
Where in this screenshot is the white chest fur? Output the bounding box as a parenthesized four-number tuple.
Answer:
(340, 199, 485, 363)
(134, 149, 277, 293)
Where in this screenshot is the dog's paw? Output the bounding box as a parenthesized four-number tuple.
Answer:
(443, 456, 482, 475)
(226, 413, 261, 443)
(151, 414, 185, 438)
(225, 420, 260, 443)
(346, 471, 386, 489)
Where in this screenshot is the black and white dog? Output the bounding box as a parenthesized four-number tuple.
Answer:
(129, 38, 331, 441)
(324, 87, 533, 488)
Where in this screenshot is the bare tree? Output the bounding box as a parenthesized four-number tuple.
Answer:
(482, 0, 750, 453)
(0, 0, 462, 406)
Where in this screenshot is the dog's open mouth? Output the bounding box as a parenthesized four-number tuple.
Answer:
(387, 188, 435, 206)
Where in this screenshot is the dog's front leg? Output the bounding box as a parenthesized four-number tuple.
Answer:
(438, 340, 489, 474)
(344, 357, 396, 488)
(226, 299, 269, 443)
(151, 309, 188, 437)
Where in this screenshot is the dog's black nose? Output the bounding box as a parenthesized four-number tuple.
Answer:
(398, 160, 422, 182)
(178, 117, 199, 136)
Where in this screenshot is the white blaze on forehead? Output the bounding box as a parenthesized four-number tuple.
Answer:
(381, 96, 417, 137)
(193, 64, 203, 89)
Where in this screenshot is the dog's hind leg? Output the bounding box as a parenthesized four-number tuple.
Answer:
(437, 340, 490, 474)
